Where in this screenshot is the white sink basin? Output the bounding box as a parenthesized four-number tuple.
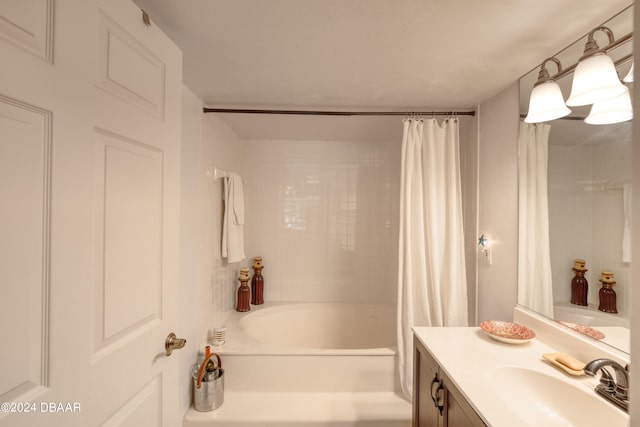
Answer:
(490, 367, 628, 426)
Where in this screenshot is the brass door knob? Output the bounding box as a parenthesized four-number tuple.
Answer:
(165, 332, 187, 356)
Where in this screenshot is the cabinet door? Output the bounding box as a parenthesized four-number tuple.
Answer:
(443, 372, 486, 427)
(413, 337, 444, 427)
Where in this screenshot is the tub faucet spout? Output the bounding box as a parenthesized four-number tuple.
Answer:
(584, 358, 629, 412)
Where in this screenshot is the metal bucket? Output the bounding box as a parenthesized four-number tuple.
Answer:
(193, 367, 224, 411)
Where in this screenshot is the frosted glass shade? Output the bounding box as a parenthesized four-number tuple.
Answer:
(524, 81, 571, 123)
(585, 86, 633, 125)
(623, 62, 634, 83)
(566, 54, 627, 106)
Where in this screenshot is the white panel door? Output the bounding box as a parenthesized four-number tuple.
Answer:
(0, 0, 183, 426)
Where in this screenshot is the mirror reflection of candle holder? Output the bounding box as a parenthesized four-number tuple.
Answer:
(570, 259, 588, 306)
(598, 270, 617, 313)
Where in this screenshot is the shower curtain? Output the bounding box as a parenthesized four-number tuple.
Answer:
(397, 118, 468, 399)
(517, 122, 554, 318)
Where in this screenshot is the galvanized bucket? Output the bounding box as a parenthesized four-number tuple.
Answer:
(193, 368, 224, 411)
(193, 353, 224, 412)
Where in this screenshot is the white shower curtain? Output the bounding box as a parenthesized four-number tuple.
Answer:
(517, 122, 554, 318)
(397, 118, 468, 399)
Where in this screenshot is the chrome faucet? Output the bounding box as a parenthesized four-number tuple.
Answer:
(584, 358, 629, 412)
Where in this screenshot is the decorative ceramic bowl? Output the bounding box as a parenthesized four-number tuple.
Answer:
(558, 321, 605, 340)
(480, 320, 536, 344)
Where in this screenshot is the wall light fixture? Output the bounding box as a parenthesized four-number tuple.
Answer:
(585, 85, 633, 125)
(566, 26, 628, 107)
(623, 62, 634, 83)
(524, 57, 571, 123)
(524, 25, 633, 125)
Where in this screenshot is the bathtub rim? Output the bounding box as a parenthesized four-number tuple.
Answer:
(553, 301, 629, 328)
(208, 301, 398, 357)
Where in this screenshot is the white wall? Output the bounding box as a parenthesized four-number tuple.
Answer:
(477, 82, 520, 322)
(460, 117, 479, 324)
(178, 85, 203, 417)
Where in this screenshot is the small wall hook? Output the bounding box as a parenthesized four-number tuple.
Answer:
(142, 9, 151, 27)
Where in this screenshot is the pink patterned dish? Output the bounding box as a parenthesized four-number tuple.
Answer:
(480, 320, 536, 344)
(558, 321, 605, 340)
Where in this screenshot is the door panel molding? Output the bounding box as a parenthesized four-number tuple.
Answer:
(0, 94, 52, 402)
(96, 10, 166, 120)
(100, 374, 162, 427)
(92, 128, 164, 359)
(0, 0, 53, 62)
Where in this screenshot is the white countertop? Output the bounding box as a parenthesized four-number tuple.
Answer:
(412, 327, 628, 427)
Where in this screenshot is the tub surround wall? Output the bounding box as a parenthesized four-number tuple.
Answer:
(477, 82, 520, 322)
(243, 138, 401, 303)
(202, 115, 249, 319)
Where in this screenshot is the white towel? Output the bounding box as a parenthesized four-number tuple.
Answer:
(222, 173, 245, 263)
(622, 183, 632, 262)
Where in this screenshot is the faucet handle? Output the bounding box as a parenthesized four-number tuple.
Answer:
(595, 367, 616, 393)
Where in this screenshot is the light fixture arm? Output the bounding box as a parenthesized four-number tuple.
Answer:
(581, 26, 616, 59)
(535, 57, 563, 86)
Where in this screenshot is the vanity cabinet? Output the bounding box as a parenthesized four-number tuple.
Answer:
(413, 337, 486, 427)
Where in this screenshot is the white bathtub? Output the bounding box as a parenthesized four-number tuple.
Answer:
(239, 302, 396, 350)
(183, 302, 410, 426)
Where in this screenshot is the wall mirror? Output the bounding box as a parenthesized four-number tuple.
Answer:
(518, 4, 632, 354)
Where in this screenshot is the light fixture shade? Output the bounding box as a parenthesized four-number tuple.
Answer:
(623, 62, 634, 83)
(566, 54, 628, 106)
(584, 86, 633, 125)
(524, 81, 571, 123)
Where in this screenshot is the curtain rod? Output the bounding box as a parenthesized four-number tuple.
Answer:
(203, 107, 476, 117)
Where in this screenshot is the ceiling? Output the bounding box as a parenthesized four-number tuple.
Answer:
(133, 0, 632, 140)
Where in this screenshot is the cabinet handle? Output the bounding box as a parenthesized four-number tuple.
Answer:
(430, 374, 445, 414)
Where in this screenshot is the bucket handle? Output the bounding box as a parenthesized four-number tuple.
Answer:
(195, 353, 222, 389)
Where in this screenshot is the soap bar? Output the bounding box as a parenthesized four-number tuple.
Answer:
(556, 354, 585, 371)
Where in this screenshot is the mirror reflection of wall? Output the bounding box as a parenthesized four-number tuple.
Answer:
(518, 4, 632, 354)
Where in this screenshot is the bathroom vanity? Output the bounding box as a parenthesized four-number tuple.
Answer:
(412, 317, 629, 427)
(413, 335, 485, 426)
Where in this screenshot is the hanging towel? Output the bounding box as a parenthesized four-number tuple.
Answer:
(622, 183, 632, 263)
(222, 173, 245, 263)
